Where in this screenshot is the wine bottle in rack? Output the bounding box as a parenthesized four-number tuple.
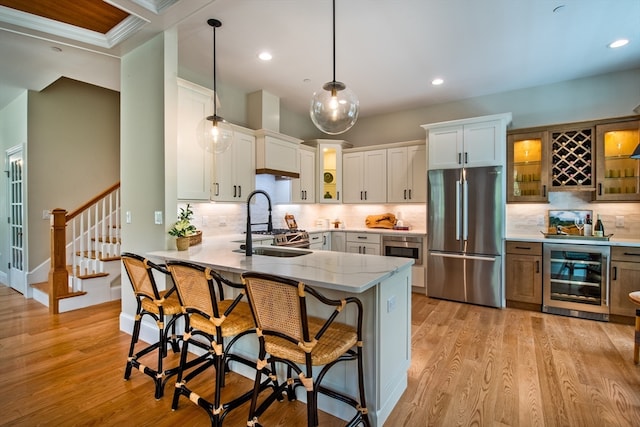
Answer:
(593, 214, 604, 237)
(584, 214, 592, 237)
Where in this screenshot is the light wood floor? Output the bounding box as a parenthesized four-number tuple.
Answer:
(2, 284, 640, 426)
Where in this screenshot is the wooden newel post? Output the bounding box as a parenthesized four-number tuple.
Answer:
(48, 208, 68, 314)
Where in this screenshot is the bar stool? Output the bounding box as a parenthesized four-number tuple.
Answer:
(121, 252, 184, 399)
(241, 271, 370, 427)
(166, 261, 275, 427)
(628, 291, 640, 364)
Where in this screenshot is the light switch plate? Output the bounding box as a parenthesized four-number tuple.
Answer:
(125, 211, 132, 224)
(615, 215, 624, 228)
(154, 211, 163, 225)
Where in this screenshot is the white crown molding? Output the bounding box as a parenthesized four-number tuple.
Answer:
(130, 0, 179, 14)
(0, 5, 148, 49)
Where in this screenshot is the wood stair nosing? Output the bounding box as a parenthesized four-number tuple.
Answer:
(91, 236, 121, 244)
(74, 250, 121, 262)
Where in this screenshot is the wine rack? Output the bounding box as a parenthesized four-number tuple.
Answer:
(551, 128, 593, 189)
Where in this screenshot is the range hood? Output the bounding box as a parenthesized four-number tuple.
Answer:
(249, 90, 301, 179)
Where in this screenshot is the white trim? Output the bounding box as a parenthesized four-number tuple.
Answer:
(0, 5, 148, 49)
(129, 0, 180, 15)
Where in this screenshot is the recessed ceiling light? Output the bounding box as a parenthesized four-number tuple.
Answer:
(431, 78, 444, 86)
(258, 51, 272, 61)
(608, 39, 629, 49)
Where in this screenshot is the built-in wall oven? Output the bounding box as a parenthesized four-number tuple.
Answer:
(543, 243, 610, 321)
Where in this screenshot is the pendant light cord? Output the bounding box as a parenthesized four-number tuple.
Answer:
(332, 0, 336, 84)
(213, 23, 217, 118)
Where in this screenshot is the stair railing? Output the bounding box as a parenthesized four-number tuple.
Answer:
(48, 182, 120, 314)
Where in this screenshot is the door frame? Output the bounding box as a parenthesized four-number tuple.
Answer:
(5, 144, 28, 297)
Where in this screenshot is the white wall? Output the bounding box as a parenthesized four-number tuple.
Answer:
(339, 68, 640, 147)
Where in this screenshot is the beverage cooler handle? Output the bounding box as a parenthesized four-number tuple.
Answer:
(463, 180, 469, 240)
(536, 260, 540, 274)
(612, 266, 617, 281)
(598, 183, 603, 196)
(542, 185, 547, 197)
(455, 180, 461, 240)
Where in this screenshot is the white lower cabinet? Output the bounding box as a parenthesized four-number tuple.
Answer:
(346, 232, 380, 255)
(331, 231, 346, 252)
(309, 232, 331, 250)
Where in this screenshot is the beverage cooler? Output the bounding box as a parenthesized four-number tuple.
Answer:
(543, 243, 610, 321)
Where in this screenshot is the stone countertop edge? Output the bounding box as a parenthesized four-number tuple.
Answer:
(148, 235, 415, 294)
(506, 234, 640, 247)
(306, 227, 427, 236)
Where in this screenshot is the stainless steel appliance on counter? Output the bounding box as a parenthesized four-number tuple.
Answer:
(427, 166, 504, 307)
(543, 243, 610, 321)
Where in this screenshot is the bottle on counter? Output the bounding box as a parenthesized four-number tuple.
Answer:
(593, 214, 605, 237)
(584, 214, 592, 237)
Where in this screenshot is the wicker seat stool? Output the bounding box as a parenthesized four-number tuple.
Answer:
(628, 291, 640, 364)
(241, 271, 370, 427)
(121, 253, 184, 399)
(166, 261, 276, 427)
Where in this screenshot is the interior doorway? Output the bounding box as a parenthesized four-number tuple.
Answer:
(6, 145, 26, 296)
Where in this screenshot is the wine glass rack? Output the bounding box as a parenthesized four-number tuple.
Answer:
(551, 128, 593, 189)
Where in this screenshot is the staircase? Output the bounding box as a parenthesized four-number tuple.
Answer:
(32, 183, 121, 313)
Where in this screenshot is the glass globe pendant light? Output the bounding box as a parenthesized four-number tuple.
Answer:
(310, 0, 359, 135)
(201, 18, 233, 154)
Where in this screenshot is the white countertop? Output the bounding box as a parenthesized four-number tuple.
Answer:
(149, 234, 414, 293)
(507, 233, 640, 247)
(306, 227, 427, 237)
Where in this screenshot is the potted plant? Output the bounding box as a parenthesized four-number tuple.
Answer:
(169, 204, 198, 250)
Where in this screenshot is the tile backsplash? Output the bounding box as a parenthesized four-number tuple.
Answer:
(176, 189, 639, 240)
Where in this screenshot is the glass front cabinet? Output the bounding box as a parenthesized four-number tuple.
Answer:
(507, 131, 549, 202)
(594, 119, 640, 201)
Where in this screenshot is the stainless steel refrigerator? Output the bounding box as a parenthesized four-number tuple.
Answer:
(427, 166, 504, 307)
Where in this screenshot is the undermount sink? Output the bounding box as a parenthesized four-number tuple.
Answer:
(232, 246, 312, 257)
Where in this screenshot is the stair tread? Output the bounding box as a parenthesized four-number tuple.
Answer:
(75, 251, 121, 261)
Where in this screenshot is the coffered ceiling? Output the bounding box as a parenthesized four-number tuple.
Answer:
(0, 0, 639, 118)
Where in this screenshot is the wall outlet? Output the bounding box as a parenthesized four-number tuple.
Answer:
(154, 211, 163, 225)
(387, 295, 396, 313)
(202, 215, 209, 226)
(42, 209, 50, 220)
(219, 216, 227, 226)
(125, 211, 132, 224)
(536, 215, 545, 226)
(615, 215, 624, 228)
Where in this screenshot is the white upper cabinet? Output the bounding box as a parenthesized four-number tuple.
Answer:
(211, 127, 255, 202)
(304, 139, 352, 204)
(177, 79, 213, 201)
(423, 113, 512, 169)
(291, 145, 315, 203)
(387, 144, 426, 203)
(343, 148, 387, 203)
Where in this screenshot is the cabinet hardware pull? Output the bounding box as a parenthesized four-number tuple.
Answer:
(357, 236, 367, 240)
(623, 253, 640, 257)
(233, 185, 237, 198)
(458, 153, 462, 165)
(238, 186, 241, 198)
(408, 189, 412, 199)
(542, 185, 547, 197)
(214, 182, 220, 196)
(404, 189, 407, 200)
(515, 246, 531, 250)
(612, 266, 617, 280)
(536, 260, 540, 274)
(465, 152, 469, 164)
(360, 191, 363, 200)
(598, 183, 602, 196)
(337, 191, 340, 200)
(364, 190, 367, 200)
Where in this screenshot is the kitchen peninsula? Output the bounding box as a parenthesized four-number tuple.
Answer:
(147, 235, 413, 427)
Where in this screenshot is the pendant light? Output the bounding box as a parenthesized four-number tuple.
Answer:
(310, 0, 359, 135)
(200, 18, 233, 154)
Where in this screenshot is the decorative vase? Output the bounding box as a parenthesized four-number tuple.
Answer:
(176, 237, 190, 251)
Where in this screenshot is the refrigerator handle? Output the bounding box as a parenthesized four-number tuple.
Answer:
(455, 180, 461, 241)
(463, 179, 469, 240)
